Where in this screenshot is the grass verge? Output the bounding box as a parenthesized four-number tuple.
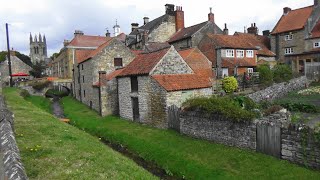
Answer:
(60, 95, 320, 179)
(3, 88, 155, 180)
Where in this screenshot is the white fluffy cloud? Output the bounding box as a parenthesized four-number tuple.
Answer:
(0, 0, 314, 56)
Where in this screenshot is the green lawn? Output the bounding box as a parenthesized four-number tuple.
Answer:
(2, 88, 155, 180)
(25, 95, 52, 113)
(60, 95, 320, 179)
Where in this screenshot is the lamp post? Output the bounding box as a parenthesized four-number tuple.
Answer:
(5, 23, 13, 87)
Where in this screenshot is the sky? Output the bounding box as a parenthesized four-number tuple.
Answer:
(0, 0, 315, 57)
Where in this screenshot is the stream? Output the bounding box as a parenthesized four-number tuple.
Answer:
(50, 97, 178, 179)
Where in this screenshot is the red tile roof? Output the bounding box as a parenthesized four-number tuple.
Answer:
(234, 33, 275, 57)
(152, 74, 211, 92)
(222, 58, 256, 68)
(68, 35, 111, 47)
(207, 34, 257, 49)
(131, 50, 143, 56)
(118, 47, 170, 77)
(178, 48, 213, 78)
(75, 49, 94, 63)
(311, 19, 320, 38)
(78, 38, 114, 64)
(271, 6, 313, 34)
(116, 33, 126, 42)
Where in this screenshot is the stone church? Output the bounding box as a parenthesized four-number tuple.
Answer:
(29, 33, 48, 64)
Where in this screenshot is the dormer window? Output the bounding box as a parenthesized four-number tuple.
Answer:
(285, 33, 293, 41)
(226, 49, 234, 57)
(314, 42, 320, 48)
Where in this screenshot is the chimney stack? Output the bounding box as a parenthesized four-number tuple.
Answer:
(74, 30, 84, 37)
(106, 29, 111, 37)
(142, 30, 149, 47)
(247, 23, 258, 35)
(143, 17, 149, 25)
(165, 4, 175, 15)
(283, 7, 291, 15)
(175, 6, 185, 32)
(131, 23, 139, 32)
(223, 23, 229, 35)
(263, 30, 270, 37)
(208, 7, 214, 23)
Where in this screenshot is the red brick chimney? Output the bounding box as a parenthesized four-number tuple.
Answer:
(175, 6, 184, 32)
(283, 7, 291, 15)
(208, 7, 214, 23)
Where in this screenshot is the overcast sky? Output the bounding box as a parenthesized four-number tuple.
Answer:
(0, 0, 314, 57)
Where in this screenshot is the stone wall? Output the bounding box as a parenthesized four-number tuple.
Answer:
(180, 111, 257, 150)
(0, 96, 28, 179)
(247, 76, 309, 102)
(149, 16, 176, 42)
(281, 124, 320, 169)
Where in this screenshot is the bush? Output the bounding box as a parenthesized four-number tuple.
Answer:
(276, 102, 318, 113)
(45, 89, 69, 98)
(222, 76, 238, 93)
(182, 96, 257, 122)
(263, 105, 283, 116)
(273, 64, 293, 83)
(20, 89, 30, 98)
(257, 64, 273, 87)
(233, 96, 258, 111)
(30, 80, 51, 91)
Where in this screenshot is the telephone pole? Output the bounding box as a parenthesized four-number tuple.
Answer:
(5, 23, 13, 87)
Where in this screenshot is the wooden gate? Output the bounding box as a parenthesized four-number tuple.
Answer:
(168, 105, 180, 132)
(256, 124, 281, 158)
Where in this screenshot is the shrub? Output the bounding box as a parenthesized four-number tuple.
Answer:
(233, 96, 258, 110)
(222, 76, 238, 93)
(30, 80, 51, 91)
(273, 64, 293, 83)
(276, 102, 318, 113)
(263, 105, 283, 116)
(257, 64, 273, 87)
(182, 96, 257, 122)
(20, 89, 30, 98)
(259, 100, 272, 110)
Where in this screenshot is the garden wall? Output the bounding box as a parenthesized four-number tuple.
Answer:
(0, 96, 28, 179)
(180, 111, 257, 150)
(247, 76, 309, 102)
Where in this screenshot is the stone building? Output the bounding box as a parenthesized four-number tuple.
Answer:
(117, 46, 212, 128)
(29, 33, 47, 64)
(199, 33, 260, 77)
(126, 4, 180, 49)
(0, 51, 32, 85)
(74, 38, 135, 116)
(271, 0, 320, 74)
(168, 8, 223, 50)
(51, 30, 110, 79)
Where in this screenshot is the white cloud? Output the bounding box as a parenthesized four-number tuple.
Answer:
(0, 0, 314, 56)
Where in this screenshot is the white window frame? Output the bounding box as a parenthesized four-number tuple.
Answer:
(285, 34, 293, 41)
(247, 68, 254, 74)
(285, 48, 293, 55)
(246, 50, 254, 58)
(226, 49, 234, 57)
(236, 50, 244, 58)
(314, 42, 320, 48)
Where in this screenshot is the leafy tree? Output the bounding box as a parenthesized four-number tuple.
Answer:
(29, 61, 46, 78)
(222, 76, 238, 93)
(257, 64, 273, 87)
(273, 64, 293, 83)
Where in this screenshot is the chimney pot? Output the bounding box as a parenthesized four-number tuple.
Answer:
(208, 7, 214, 22)
(131, 23, 139, 32)
(283, 7, 291, 15)
(223, 23, 229, 35)
(143, 17, 149, 25)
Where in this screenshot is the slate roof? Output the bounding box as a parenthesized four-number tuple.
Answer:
(145, 42, 171, 52)
(118, 47, 170, 77)
(129, 14, 171, 36)
(152, 74, 211, 92)
(271, 6, 314, 34)
(68, 35, 111, 47)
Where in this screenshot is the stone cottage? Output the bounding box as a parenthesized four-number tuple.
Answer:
(0, 51, 32, 85)
(126, 4, 183, 50)
(271, 0, 320, 75)
(117, 46, 212, 128)
(199, 33, 260, 77)
(74, 38, 135, 116)
(168, 8, 223, 50)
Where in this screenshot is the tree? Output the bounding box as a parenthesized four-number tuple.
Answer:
(257, 64, 273, 87)
(273, 64, 293, 83)
(222, 76, 238, 93)
(29, 61, 46, 78)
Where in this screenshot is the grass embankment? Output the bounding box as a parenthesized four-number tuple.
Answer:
(3, 88, 155, 179)
(60, 96, 320, 179)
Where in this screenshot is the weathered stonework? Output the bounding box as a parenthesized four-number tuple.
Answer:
(149, 21, 176, 42)
(247, 76, 310, 102)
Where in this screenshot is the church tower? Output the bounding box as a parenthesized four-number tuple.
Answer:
(113, 20, 121, 37)
(30, 33, 47, 64)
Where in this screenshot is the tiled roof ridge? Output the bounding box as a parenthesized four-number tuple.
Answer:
(143, 45, 171, 54)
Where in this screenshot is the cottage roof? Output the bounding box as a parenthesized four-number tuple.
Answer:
(145, 42, 171, 52)
(311, 19, 320, 38)
(129, 14, 171, 36)
(152, 74, 211, 92)
(207, 33, 258, 49)
(168, 21, 207, 42)
(68, 35, 111, 47)
(271, 6, 313, 34)
(116, 33, 126, 42)
(118, 47, 170, 77)
(75, 49, 94, 63)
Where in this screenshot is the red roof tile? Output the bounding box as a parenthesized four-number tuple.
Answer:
(68, 35, 111, 47)
(222, 58, 256, 68)
(75, 49, 94, 63)
(118, 47, 170, 77)
(271, 6, 313, 34)
(207, 34, 257, 49)
(152, 74, 211, 92)
(78, 38, 114, 64)
(311, 19, 320, 38)
(131, 50, 143, 56)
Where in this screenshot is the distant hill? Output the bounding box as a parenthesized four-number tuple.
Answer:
(0, 51, 33, 67)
